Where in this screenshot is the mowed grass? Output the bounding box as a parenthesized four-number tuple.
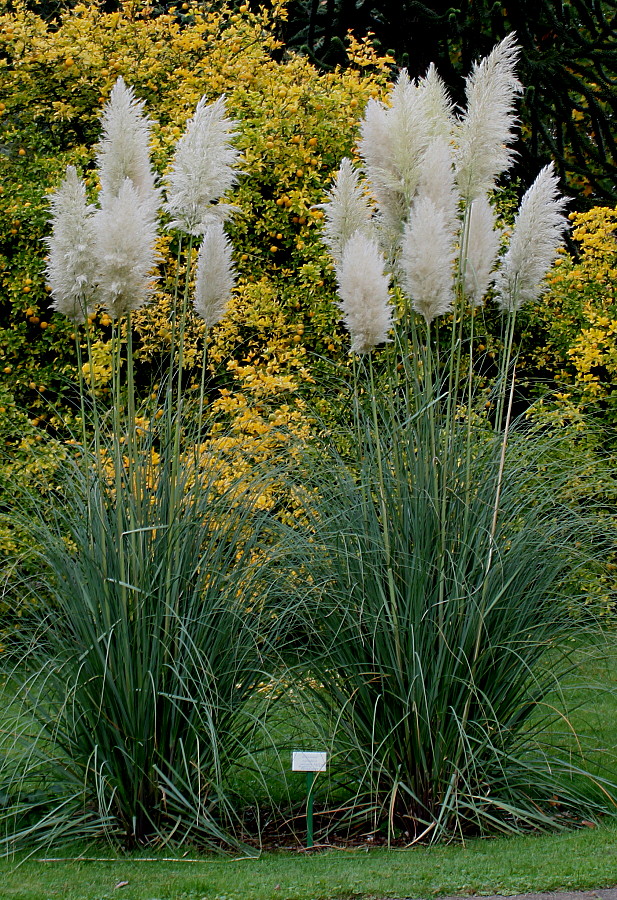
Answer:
(3, 825, 617, 900)
(1, 631, 617, 900)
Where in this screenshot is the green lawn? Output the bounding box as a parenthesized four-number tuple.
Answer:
(3, 824, 617, 900)
(541, 633, 617, 776)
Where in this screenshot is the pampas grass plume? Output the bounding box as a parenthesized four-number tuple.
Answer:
(455, 33, 522, 201)
(45, 166, 97, 322)
(418, 63, 456, 143)
(93, 178, 160, 319)
(321, 158, 373, 266)
(493, 163, 568, 312)
(165, 95, 240, 235)
(96, 77, 160, 219)
(336, 230, 393, 354)
(358, 71, 431, 239)
(193, 222, 236, 327)
(464, 195, 501, 306)
(416, 137, 460, 231)
(386, 70, 431, 198)
(399, 196, 456, 324)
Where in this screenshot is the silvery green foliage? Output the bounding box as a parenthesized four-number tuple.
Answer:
(194, 221, 236, 327)
(321, 33, 568, 352)
(96, 76, 161, 222)
(44, 166, 97, 322)
(164, 95, 240, 236)
(493, 163, 569, 312)
(93, 179, 160, 319)
(335, 230, 393, 353)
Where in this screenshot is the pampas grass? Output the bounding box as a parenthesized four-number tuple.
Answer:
(455, 32, 522, 201)
(321, 158, 373, 266)
(292, 399, 615, 840)
(0, 78, 273, 853)
(96, 76, 161, 223)
(463, 195, 501, 306)
(494, 163, 569, 311)
(0, 424, 284, 850)
(164, 95, 239, 235)
(416, 137, 459, 231)
(93, 178, 160, 319)
(193, 221, 236, 327)
(399, 196, 456, 324)
(296, 32, 615, 843)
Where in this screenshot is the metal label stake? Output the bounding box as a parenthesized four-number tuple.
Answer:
(306, 771, 315, 848)
(291, 751, 327, 850)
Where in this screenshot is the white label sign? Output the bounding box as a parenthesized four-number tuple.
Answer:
(291, 751, 327, 772)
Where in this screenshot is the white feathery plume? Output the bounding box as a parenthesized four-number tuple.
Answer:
(455, 33, 522, 202)
(399, 196, 456, 324)
(463, 195, 501, 306)
(493, 163, 568, 312)
(335, 230, 393, 354)
(96, 77, 160, 220)
(44, 165, 98, 322)
(93, 178, 160, 320)
(386, 70, 429, 199)
(164, 95, 240, 235)
(417, 63, 456, 143)
(358, 96, 405, 239)
(321, 157, 374, 266)
(357, 97, 390, 181)
(358, 71, 432, 241)
(416, 137, 460, 232)
(193, 221, 236, 327)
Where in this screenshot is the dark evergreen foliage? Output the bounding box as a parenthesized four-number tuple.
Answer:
(281, 0, 617, 203)
(14, 0, 617, 201)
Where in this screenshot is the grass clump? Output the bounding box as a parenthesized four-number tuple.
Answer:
(291, 391, 616, 840)
(0, 434, 282, 850)
(0, 69, 286, 853)
(278, 33, 617, 841)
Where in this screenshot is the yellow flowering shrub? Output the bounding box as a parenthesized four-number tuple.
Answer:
(0, 0, 390, 442)
(519, 206, 617, 424)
